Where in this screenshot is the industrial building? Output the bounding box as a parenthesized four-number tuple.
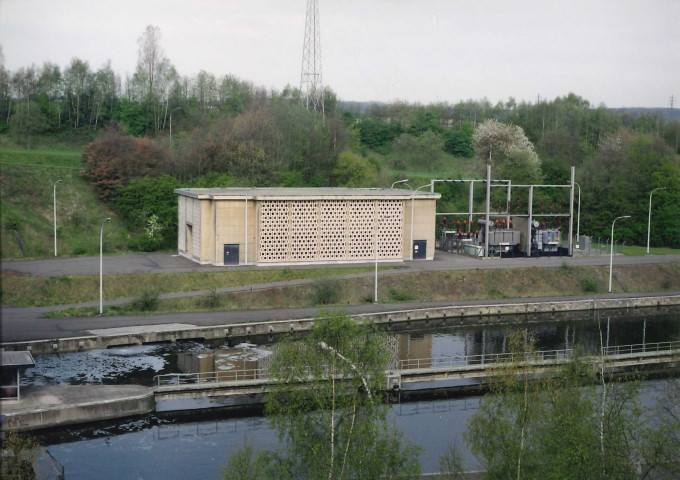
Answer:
(175, 187, 440, 266)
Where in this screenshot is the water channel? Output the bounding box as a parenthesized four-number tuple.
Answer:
(25, 306, 680, 478)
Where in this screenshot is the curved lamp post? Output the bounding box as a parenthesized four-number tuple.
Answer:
(608, 215, 630, 293)
(411, 182, 433, 260)
(391, 178, 409, 189)
(574, 181, 581, 242)
(53, 179, 62, 256)
(99, 217, 111, 315)
(646, 187, 666, 254)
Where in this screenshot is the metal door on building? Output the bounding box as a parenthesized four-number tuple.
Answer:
(412, 240, 427, 260)
(223, 244, 239, 265)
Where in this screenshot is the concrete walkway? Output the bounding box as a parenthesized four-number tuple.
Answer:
(1, 385, 154, 431)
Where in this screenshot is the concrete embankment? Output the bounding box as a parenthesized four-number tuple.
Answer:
(3, 294, 679, 354)
(0, 385, 155, 432)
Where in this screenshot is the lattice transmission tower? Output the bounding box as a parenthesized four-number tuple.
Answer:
(300, 0, 324, 115)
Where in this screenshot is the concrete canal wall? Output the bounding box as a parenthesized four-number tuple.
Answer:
(3, 294, 680, 354)
(1, 385, 155, 432)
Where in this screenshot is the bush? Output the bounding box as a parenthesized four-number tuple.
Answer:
(389, 287, 413, 302)
(201, 288, 221, 309)
(311, 278, 341, 305)
(133, 291, 160, 311)
(581, 277, 599, 293)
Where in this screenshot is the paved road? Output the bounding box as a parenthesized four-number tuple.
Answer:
(3, 251, 680, 343)
(4, 250, 680, 277)
(5, 291, 680, 344)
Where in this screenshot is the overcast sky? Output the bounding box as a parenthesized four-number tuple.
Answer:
(1, 0, 678, 108)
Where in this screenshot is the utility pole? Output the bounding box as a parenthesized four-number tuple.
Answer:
(300, 0, 324, 115)
(670, 95, 674, 110)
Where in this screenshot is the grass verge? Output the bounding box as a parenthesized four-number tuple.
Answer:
(1, 266, 387, 307)
(624, 245, 680, 256)
(43, 263, 680, 318)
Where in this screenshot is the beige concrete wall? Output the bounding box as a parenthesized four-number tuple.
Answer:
(406, 198, 438, 259)
(402, 198, 413, 258)
(178, 195, 201, 261)
(200, 199, 213, 263)
(177, 195, 186, 254)
(215, 199, 244, 265)
(211, 199, 257, 265)
(178, 193, 437, 265)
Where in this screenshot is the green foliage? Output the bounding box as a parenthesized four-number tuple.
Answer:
(311, 278, 342, 305)
(443, 121, 474, 157)
(358, 119, 403, 153)
(389, 286, 413, 302)
(1, 430, 41, 479)
(133, 290, 160, 311)
(391, 130, 445, 171)
(0, 156, 132, 259)
(332, 150, 378, 187)
(113, 99, 149, 137)
(115, 174, 180, 250)
(220, 442, 270, 480)
(581, 277, 599, 293)
(200, 288, 221, 309)
(457, 334, 680, 480)
(579, 132, 680, 247)
(223, 311, 421, 479)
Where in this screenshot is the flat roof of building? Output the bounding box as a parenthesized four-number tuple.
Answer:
(1, 351, 35, 369)
(174, 187, 440, 200)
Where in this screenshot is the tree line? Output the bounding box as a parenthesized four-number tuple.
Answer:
(1, 26, 679, 250)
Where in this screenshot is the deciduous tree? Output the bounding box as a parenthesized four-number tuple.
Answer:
(223, 310, 421, 479)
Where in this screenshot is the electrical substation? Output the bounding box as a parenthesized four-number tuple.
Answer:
(435, 165, 578, 259)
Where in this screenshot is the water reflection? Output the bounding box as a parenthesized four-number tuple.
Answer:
(42, 380, 677, 478)
(22, 308, 680, 388)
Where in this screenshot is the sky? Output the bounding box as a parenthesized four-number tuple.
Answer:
(1, 0, 678, 108)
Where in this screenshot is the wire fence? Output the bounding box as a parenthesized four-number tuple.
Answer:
(573, 236, 625, 256)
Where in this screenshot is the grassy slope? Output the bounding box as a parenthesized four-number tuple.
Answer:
(0, 147, 132, 259)
(39, 262, 680, 317)
(1, 266, 380, 307)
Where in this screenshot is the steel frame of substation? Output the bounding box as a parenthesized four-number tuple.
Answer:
(430, 165, 576, 258)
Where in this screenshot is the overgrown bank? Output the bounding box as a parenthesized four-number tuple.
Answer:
(37, 262, 680, 318)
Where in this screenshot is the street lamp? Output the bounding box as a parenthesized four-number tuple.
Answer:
(391, 179, 409, 189)
(100, 217, 111, 315)
(170, 107, 181, 144)
(53, 179, 62, 256)
(411, 182, 433, 261)
(574, 181, 581, 243)
(608, 215, 630, 293)
(374, 215, 393, 304)
(646, 187, 666, 254)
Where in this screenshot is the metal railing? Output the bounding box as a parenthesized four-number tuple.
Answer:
(601, 340, 680, 356)
(397, 348, 573, 371)
(155, 368, 270, 389)
(154, 342, 680, 389)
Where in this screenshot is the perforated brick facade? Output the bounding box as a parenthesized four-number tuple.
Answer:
(175, 188, 440, 266)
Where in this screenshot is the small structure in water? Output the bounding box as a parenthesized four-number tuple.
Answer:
(1, 351, 35, 402)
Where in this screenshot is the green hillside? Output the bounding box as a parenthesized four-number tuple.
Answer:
(1, 148, 133, 259)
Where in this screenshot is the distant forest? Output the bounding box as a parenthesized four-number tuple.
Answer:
(1, 27, 679, 249)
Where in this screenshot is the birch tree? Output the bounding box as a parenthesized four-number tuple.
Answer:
(223, 310, 421, 479)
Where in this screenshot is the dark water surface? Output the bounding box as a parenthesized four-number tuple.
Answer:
(23, 307, 680, 388)
(28, 307, 680, 478)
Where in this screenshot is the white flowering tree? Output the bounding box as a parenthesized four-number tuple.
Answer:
(473, 119, 543, 184)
